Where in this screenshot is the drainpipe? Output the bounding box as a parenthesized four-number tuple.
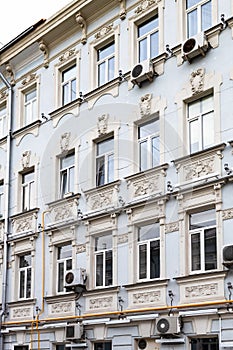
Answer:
(0, 71, 13, 350)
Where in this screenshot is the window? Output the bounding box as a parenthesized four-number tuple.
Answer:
(188, 95, 214, 153)
(24, 86, 37, 125)
(0, 181, 3, 217)
(138, 119, 160, 171)
(60, 152, 75, 197)
(14, 346, 29, 350)
(57, 243, 72, 293)
(94, 342, 112, 350)
(189, 208, 217, 272)
(190, 337, 218, 350)
(186, 0, 212, 37)
(137, 15, 159, 62)
(95, 234, 112, 287)
(61, 64, 76, 106)
(19, 253, 32, 299)
(22, 170, 35, 211)
(96, 137, 114, 186)
(137, 223, 160, 280)
(56, 346, 65, 350)
(97, 41, 115, 86)
(0, 103, 7, 138)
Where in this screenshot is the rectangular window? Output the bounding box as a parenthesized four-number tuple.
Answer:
(19, 253, 32, 299)
(0, 103, 7, 138)
(62, 64, 76, 106)
(188, 95, 214, 153)
(22, 170, 35, 211)
(60, 152, 75, 197)
(189, 208, 217, 272)
(94, 342, 112, 350)
(56, 346, 65, 350)
(0, 181, 3, 217)
(96, 137, 114, 186)
(138, 223, 160, 280)
(97, 41, 115, 86)
(190, 337, 218, 350)
(186, 0, 212, 37)
(24, 87, 37, 125)
(138, 119, 160, 171)
(57, 243, 72, 293)
(95, 234, 112, 287)
(14, 346, 29, 350)
(137, 15, 159, 62)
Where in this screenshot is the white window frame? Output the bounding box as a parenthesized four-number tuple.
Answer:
(137, 223, 160, 281)
(60, 152, 75, 198)
(57, 243, 73, 293)
(94, 234, 113, 288)
(97, 41, 115, 86)
(19, 76, 40, 128)
(22, 169, 35, 212)
(61, 63, 77, 106)
(96, 137, 114, 186)
(18, 253, 32, 300)
(23, 86, 37, 125)
(0, 102, 7, 139)
(187, 94, 214, 154)
(137, 14, 159, 63)
(138, 118, 160, 171)
(186, 0, 212, 37)
(189, 210, 217, 273)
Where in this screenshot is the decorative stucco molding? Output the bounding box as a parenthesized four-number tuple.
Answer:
(11, 211, 38, 235)
(21, 73, 37, 86)
(183, 156, 215, 181)
(117, 233, 128, 244)
(185, 283, 218, 298)
(133, 290, 161, 304)
(119, 0, 126, 20)
(97, 114, 109, 136)
(89, 296, 113, 309)
(12, 307, 31, 319)
(50, 301, 72, 314)
(5, 62, 15, 86)
(77, 244, 86, 253)
(21, 150, 31, 169)
(190, 68, 205, 95)
(76, 12, 87, 44)
(139, 93, 152, 117)
(85, 183, 119, 211)
(134, 0, 161, 15)
(222, 208, 233, 220)
(60, 132, 71, 153)
(165, 221, 179, 233)
(59, 48, 76, 63)
(95, 24, 114, 40)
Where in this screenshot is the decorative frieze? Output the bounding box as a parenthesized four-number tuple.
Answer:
(134, 0, 161, 15)
(11, 210, 38, 235)
(59, 48, 76, 62)
(12, 307, 31, 319)
(77, 244, 86, 253)
(222, 208, 233, 220)
(47, 195, 80, 227)
(95, 24, 114, 39)
(118, 233, 128, 244)
(21, 150, 31, 169)
(50, 301, 72, 314)
(89, 296, 113, 309)
(21, 73, 37, 86)
(60, 132, 71, 153)
(165, 221, 179, 233)
(97, 114, 109, 136)
(133, 290, 160, 304)
(185, 283, 218, 298)
(183, 156, 215, 181)
(85, 183, 119, 211)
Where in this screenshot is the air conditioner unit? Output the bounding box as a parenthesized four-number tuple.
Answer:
(182, 32, 208, 62)
(155, 316, 180, 335)
(64, 268, 87, 292)
(223, 245, 233, 268)
(66, 323, 83, 341)
(130, 59, 154, 87)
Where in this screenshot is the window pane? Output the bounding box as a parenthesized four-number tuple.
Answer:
(61, 153, 74, 169)
(138, 223, 160, 241)
(150, 31, 159, 58)
(69, 166, 75, 192)
(150, 240, 160, 279)
(98, 43, 114, 60)
(61, 171, 67, 196)
(152, 136, 160, 167)
(96, 253, 103, 286)
(187, 0, 200, 8)
(190, 119, 199, 153)
(138, 16, 158, 37)
(96, 156, 105, 186)
(105, 250, 112, 286)
(98, 62, 105, 86)
(58, 262, 64, 292)
(95, 235, 112, 251)
(108, 153, 114, 183)
(97, 138, 114, 155)
(203, 111, 214, 149)
(202, 95, 213, 114)
(25, 89, 36, 103)
(20, 270, 25, 298)
(108, 57, 115, 81)
(71, 79, 76, 101)
(139, 140, 147, 171)
(191, 232, 200, 271)
(58, 244, 72, 259)
(139, 120, 159, 138)
(190, 209, 216, 229)
(62, 65, 76, 82)
(187, 9, 198, 37)
(201, 1, 212, 31)
(204, 228, 217, 270)
(26, 268, 31, 298)
(139, 244, 147, 279)
(62, 83, 69, 105)
(139, 38, 147, 62)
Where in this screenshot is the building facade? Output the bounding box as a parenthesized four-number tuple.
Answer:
(1, 0, 233, 349)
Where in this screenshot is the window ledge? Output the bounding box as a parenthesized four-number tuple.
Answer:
(12, 120, 42, 146)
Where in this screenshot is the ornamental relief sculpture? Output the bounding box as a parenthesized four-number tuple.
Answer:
(135, 0, 161, 15)
(21, 150, 31, 169)
(60, 132, 71, 153)
(59, 48, 76, 63)
(222, 208, 233, 220)
(133, 290, 161, 304)
(185, 283, 218, 298)
(12, 307, 31, 319)
(97, 114, 109, 136)
(51, 301, 72, 314)
(190, 68, 205, 95)
(89, 297, 113, 309)
(95, 24, 114, 40)
(139, 93, 152, 117)
(165, 221, 179, 233)
(183, 156, 215, 181)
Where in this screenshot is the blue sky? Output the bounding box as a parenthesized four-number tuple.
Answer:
(0, 0, 72, 46)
